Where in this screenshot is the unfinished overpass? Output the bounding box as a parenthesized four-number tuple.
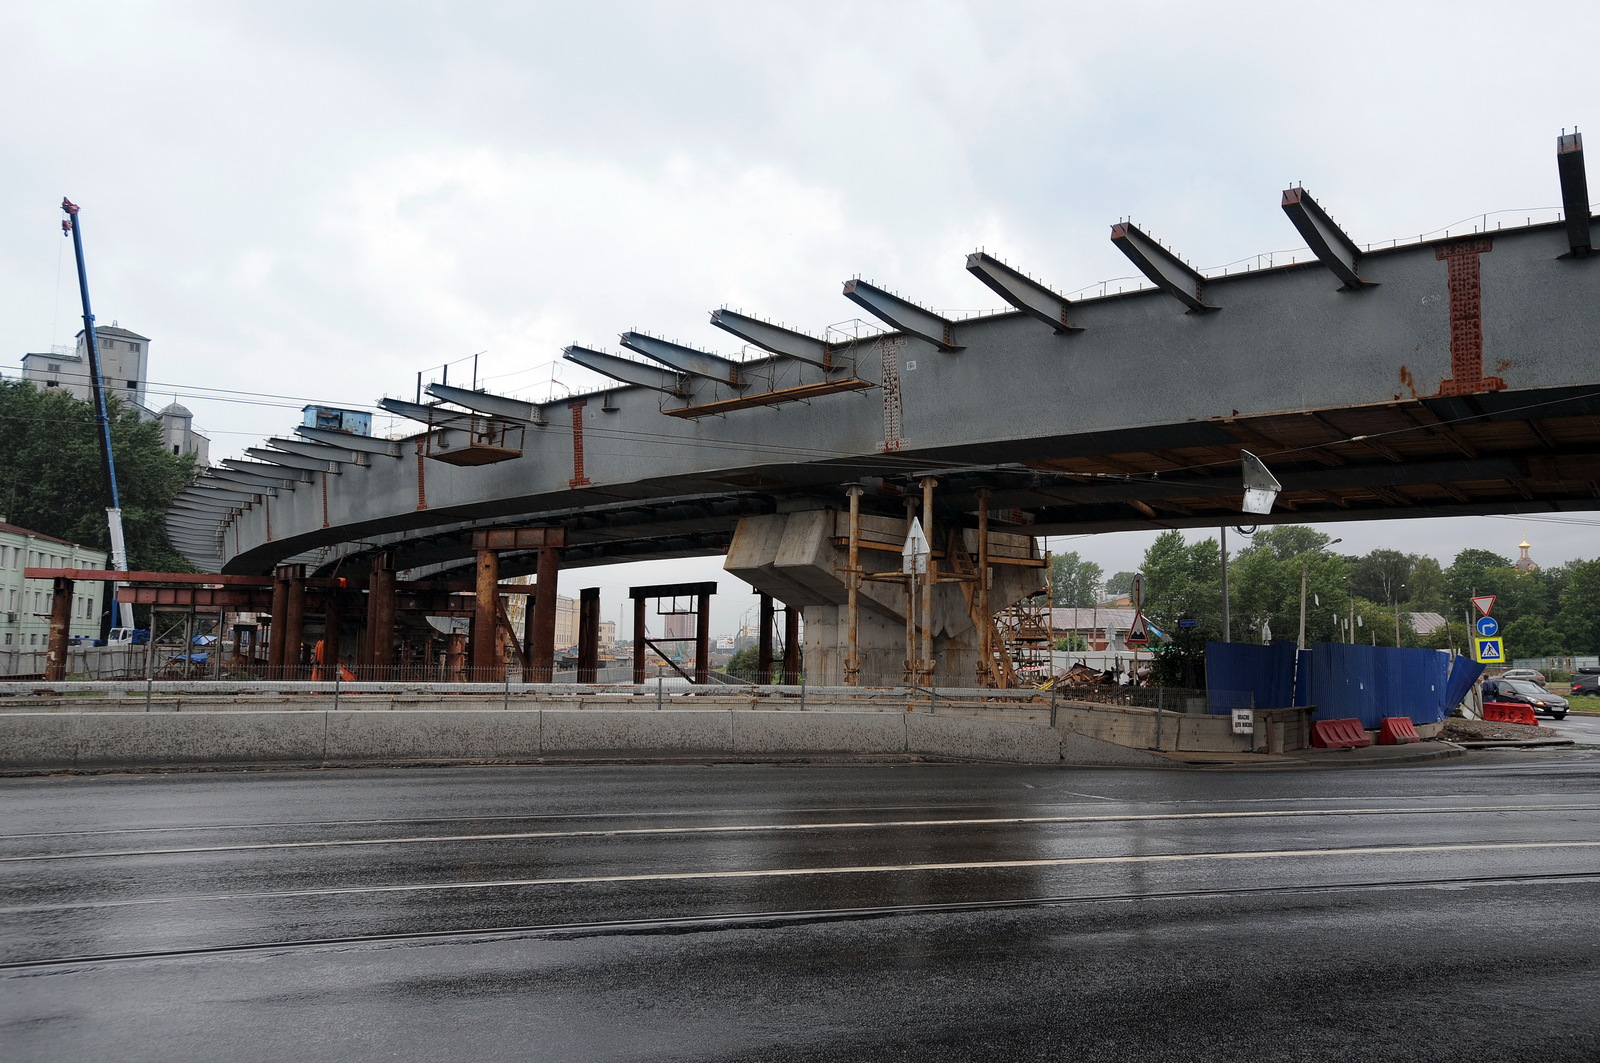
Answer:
(161, 134, 1600, 682)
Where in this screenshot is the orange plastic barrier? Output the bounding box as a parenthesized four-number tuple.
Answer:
(1311, 718, 1372, 749)
(1378, 716, 1421, 745)
(1482, 702, 1539, 726)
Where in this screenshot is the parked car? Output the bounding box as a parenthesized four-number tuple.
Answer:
(1570, 673, 1600, 697)
(1497, 668, 1547, 685)
(1483, 678, 1568, 720)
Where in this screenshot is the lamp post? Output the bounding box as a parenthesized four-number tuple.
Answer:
(1392, 583, 1406, 647)
(1297, 537, 1342, 650)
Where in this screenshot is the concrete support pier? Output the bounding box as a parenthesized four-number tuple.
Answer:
(725, 506, 1045, 687)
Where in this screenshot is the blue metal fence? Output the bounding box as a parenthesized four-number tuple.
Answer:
(1205, 641, 1481, 725)
(1205, 641, 1296, 714)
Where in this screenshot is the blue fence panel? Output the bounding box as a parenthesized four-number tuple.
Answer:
(1441, 655, 1485, 717)
(1309, 643, 1455, 726)
(1206, 641, 1297, 714)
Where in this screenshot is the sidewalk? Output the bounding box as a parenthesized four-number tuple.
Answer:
(1151, 740, 1469, 769)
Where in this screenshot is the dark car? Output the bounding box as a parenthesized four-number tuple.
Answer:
(1571, 673, 1600, 697)
(1484, 678, 1569, 720)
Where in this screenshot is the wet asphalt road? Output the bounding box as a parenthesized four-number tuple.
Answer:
(3, 752, 1599, 1062)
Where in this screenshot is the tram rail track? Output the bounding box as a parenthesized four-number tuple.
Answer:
(5, 870, 1596, 973)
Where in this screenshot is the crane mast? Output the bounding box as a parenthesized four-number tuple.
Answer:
(60, 198, 135, 630)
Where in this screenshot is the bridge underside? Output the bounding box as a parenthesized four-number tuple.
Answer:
(281, 383, 1600, 585)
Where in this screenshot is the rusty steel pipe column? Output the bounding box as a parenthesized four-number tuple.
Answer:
(783, 605, 801, 685)
(44, 577, 74, 681)
(977, 488, 991, 687)
(267, 570, 290, 670)
(322, 590, 343, 681)
(632, 595, 648, 684)
(920, 476, 937, 685)
(471, 548, 502, 681)
(577, 587, 600, 683)
(757, 592, 775, 684)
(845, 483, 864, 686)
(694, 590, 711, 685)
(282, 565, 307, 680)
(529, 544, 560, 683)
(366, 553, 396, 679)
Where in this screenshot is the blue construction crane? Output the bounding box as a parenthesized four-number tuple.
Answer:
(60, 197, 135, 629)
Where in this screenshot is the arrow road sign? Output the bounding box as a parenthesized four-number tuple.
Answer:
(1471, 595, 1496, 616)
(1475, 615, 1499, 638)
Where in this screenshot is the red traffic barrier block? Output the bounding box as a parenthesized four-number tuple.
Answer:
(1378, 717, 1421, 745)
(1311, 717, 1372, 749)
(1482, 702, 1539, 727)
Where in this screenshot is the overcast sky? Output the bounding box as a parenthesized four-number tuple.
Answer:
(2, 2, 1595, 635)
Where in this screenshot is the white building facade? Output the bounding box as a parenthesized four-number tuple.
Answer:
(21, 326, 210, 468)
(0, 520, 107, 649)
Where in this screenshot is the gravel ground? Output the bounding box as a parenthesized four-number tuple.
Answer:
(1441, 718, 1551, 742)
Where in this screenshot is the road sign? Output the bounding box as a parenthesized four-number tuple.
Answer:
(1131, 574, 1144, 609)
(1475, 615, 1499, 638)
(901, 518, 930, 575)
(1178, 618, 1198, 628)
(1471, 595, 1496, 616)
(1473, 637, 1506, 664)
(1126, 610, 1150, 646)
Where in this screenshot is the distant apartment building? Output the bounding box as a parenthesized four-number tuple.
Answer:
(0, 520, 107, 648)
(21, 326, 210, 467)
(503, 590, 615, 654)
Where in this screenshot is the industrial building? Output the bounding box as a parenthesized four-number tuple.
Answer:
(21, 326, 211, 467)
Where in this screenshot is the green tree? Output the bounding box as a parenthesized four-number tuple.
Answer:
(1227, 527, 1349, 645)
(1443, 549, 1513, 606)
(1406, 556, 1447, 613)
(1142, 531, 1221, 635)
(1350, 548, 1414, 606)
(0, 381, 194, 571)
(1502, 616, 1561, 657)
(1555, 560, 1600, 654)
(1049, 551, 1103, 607)
(726, 644, 760, 681)
(1103, 571, 1136, 598)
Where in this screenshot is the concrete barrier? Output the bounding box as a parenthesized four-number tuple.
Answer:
(324, 710, 542, 761)
(0, 713, 79, 770)
(541, 710, 733, 755)
(733, 710, 906, 755)
(0, 706, 1065, 772)
(72, 711, 327, 768)
(908, 713, 1061, 764)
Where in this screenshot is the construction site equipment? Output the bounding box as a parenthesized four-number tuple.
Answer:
(60, 198, 135, 632)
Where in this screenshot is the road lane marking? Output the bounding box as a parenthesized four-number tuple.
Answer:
(5, 840, 1599, 913)
(7, 870, 1600, 972)
(3, 802, 1596, 863)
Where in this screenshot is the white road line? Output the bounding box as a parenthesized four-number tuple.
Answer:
(5, 802, 1597, 863)
(6, 840, 1599, 914)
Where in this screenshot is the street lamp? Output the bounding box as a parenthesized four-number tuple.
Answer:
(1392, 582, 1406, 647)
(1297, 537, 1342, 650)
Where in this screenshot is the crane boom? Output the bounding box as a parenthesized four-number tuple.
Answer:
(60, 198, 135, 630)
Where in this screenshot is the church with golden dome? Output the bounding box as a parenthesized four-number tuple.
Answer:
(1513, 537, 1539, 573)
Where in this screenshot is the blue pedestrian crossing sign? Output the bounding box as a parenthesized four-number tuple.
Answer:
(1475, 615, 1499, 638)
(1473, 637, 1506, 664)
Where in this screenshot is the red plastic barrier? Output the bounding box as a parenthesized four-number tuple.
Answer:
(1482, 702, 1539, 726)
(1311, 717, 1372, 749)
(1378, 717, 1421, 745)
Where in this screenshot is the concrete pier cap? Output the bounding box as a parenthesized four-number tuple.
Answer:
(725, 504, 1045, 687)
